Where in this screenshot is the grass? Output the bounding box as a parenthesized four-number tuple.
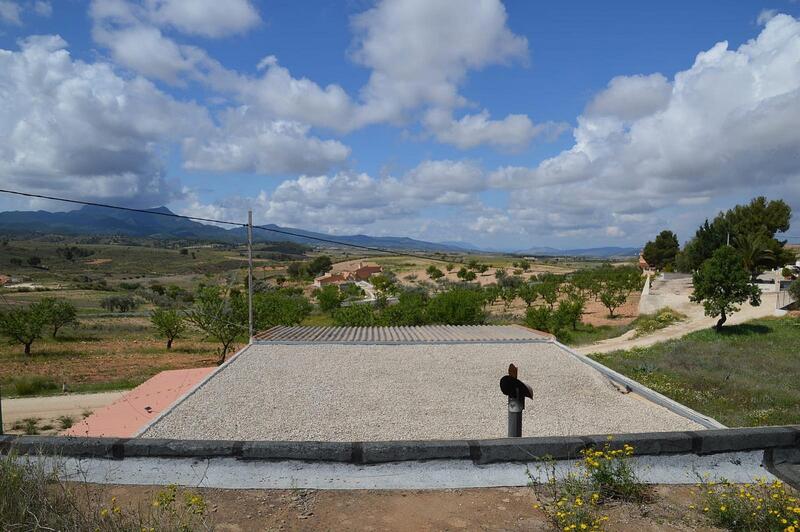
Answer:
(563, 307, 686, 346)
(590, 316, 800, 426)
(0, 453, 212, 530)
(564, 321, 637, 346)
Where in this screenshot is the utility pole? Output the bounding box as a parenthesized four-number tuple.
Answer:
(0, 383, 4, 435)
(248, 210, 254, 341)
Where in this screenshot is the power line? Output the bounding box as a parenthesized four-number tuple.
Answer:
(0, 188, 456, 264)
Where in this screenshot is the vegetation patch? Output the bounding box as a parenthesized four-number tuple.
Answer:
(529, 440, 648, 531)
(633, 307, 687, 338)
(591, 317, 800, 426)
(692, 477, 799, 531)
(0, 453, 212, 531)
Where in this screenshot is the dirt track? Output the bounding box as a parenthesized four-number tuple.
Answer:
(577, 275, 778, 355)
(2, 392, 123, 433)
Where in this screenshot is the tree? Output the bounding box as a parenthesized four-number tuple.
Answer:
(690, 246, 761, 331)
(457, 267, 476, 281)
(286, 262, 305, 279)
(185, 286, 247, 364)
(0, 306, 47, 355)
(559, 294, 586, 330)
(426, 265, 444, 280)
(426, 288, 485, 325)
(788, 279, 800, 303)
(252, 291, 312, 329)
(500, 286, 517, 310)
(734, 231, 774, 280)
(333, 304, 376, 326)
(642, 230, 679, 270)
(27, 256, 41, 267)
(524, 304, 571, 341)
(307, 256, 333, 277)
(482, 284, 501, 310)
(378, 290, 429, 326)
(680, 197, 792, 272)
(150, 308, 186, 349)
(516, 282, 539, 308)
(594, 266, 641, 318)
(37, 298, 78, 338)
(445, 263, 455, 272)
(313, 285, 344, 313)
(535, 274, 562, 309)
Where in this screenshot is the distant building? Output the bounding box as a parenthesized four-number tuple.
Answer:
(0, 274, 9, 286)
(313, 273, 350, 287)
(638, 253, 650, 271)
(351, 264, 382, 281)
(313, 263, 383, 287)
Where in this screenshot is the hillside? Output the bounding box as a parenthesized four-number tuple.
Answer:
(0, 206, 467, 252)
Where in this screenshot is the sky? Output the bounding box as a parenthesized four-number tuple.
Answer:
(1, 0, 799, 251)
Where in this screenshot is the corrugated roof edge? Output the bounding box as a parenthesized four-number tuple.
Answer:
(253, 325, 553, 344)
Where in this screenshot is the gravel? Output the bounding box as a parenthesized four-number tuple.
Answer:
(142, 342, 704, 441)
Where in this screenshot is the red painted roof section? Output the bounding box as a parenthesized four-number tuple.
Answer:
(61, 367, 214, 437)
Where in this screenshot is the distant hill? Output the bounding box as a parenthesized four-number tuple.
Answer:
(517, 246, 639, 258)
(0, 205, 467, 252)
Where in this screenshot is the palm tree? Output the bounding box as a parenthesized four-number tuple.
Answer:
(734, 232, 774, 280)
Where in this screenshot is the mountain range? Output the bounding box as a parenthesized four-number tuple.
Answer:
(0, 205, 639, 257)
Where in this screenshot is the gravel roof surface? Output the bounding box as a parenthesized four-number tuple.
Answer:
(142, 342, 703, 441)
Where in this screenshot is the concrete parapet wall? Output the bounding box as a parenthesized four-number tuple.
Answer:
(2, 426, 798, 465)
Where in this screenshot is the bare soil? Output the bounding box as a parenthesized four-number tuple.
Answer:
(86, 484, 719, 531)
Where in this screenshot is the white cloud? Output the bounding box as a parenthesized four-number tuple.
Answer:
(490, 14, 800, 244)
(0, 35, 212, 205)
(183, 109, 351, 175)
(87, 0, 551, 153)
(92, 23, 203, 84)
(585, 74, 672, 122)
(33, 1, 51, 17)
(146, 0, 260, 38)
(350, 0, 528, 126)
(0, 1, 21, 24)
(757, 8, 778, 26)
(181, 159, 488, 232)
(423, 108, 568, 151)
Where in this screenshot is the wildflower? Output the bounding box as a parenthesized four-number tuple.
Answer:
(100, 508, 109, 518)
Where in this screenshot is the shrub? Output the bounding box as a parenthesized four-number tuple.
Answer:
(693, 477, 799, 531)
(313, 284, 344, 313)
(426, 288, 485, 325)
(57, 415, 74, 430)
(333, 304, 376, 326)
(12, 376, 59, 396)
(378, 291, 429, 326)
(0, 454, 212, 530)
(100, 295, 138, 313)
(118, 282, 141, 291)
(633, 307, 687, 337)
(789, 279, 800, 302)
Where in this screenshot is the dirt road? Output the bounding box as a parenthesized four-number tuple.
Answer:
(577, 274, 778, 355)
(1, 391, 123, 433)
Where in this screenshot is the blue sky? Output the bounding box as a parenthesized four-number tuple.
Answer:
(1, 0, 799, 250)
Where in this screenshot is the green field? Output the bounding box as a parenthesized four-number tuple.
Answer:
(591, 317, 800, 426)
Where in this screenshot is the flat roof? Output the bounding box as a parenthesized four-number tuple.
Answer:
(142, 330, 705, 441)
